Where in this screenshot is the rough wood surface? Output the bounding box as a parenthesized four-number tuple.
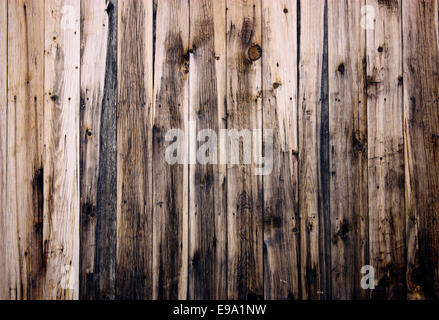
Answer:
(80, 0, 117, 300)
(366, 0, 405, 300)
(403, 0, 439, 300)
(44, 0, 81, 299)
(188, 0, 227, 300)
(152, 0, 189, 300)
(328, 0, 368, 299)
(262, 0, 299, 300)
(116, 0, 153, 299)
(298, 0, 330, 300)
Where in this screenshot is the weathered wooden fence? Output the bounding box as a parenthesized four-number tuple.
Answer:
(0, 0, 439, 300)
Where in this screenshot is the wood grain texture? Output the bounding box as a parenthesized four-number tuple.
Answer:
(80, 0, 117, 300)
(366, 0, 405, 300)
(328, 0, 368, 299)
(226, 0, 263, 300)
(44, 0, 80, 299)
(262, 0, 299, 300)
(298, 0, 330, 300)
(188, 0, 227, 300)
(152, 0, 189, 300)
(116, 0, 153, 299)
(0, 0, 7, 300)
(4, 0, 44, 300)
(403, 0, 439, 300)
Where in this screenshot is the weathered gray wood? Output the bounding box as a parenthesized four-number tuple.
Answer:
(188, 0, 227, 300)
(328, 0, 368, 299)
(152, 0, 189, 300)
(366, 0, 405, 300)
(403, 0, 439, 300)
(262, 0, 300, 300)
(44, 0, 81, 299)
(116, 0, 153, 299)
(80, 0, 117, 300)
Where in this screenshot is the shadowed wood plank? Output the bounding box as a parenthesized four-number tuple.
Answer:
(188, 0, 227, 300)
(226, 0, 263, 300)
(367, 0, 405, 300)
(152, 0, 189, 300)
(298, 0, 330, 300)
(80, 0, 117, 300)
(0, 0, 7, 300)
(403, 0, 439, 300)
(116, 0, 153, 299)
(3, 0, 44, 300)
(262, 0, 300, 300)
(328, 0, 368, 299)
(44, 0, 80, 299)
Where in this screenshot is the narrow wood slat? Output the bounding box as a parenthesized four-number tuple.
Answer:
(116, 0, 153, 299)
(366, 0, 405, 300)
(298, 0, 330, 300)
(3, 0, 45, 300)
(403, 0, 439, 300)
(262, 0, 300, 300)
(0, 0, 8, 300)
(226, 0, 263, 300)
(328, 0, 368, 299)
(152, 0, 189, 300)
(188, 0, 227, 299)
(44, 0, 80, 299)
(80, 0, 117, 300)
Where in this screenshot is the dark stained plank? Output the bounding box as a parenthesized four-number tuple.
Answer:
(328, 0, 368, 299)
(366, 0, 405, 300)
(226, 0, 263, 300)
(298, 0, 330, 300)
(403, 0, 439, 300)
(3, 0, 44, 300)
(188, 0, 227, 299)
(152, 0, 189, 300)
(116, 0, 153, 299)
(80, 0, 117, 300)
(262, 0, 300, 300)
(44, 0, 81, 299)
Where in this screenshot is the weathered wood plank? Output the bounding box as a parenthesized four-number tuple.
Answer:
(226, 0, 263, 300)
(403, 0, 439, 300)
(116, 0, 153, 299)
(44, 0, 80, 299)
(80, 0, 117, 300)
(152, 0, 189, 300)
(188, 0, 227, 299)
(262, 0, 300, 300)
(298, 0, 330, 300)
(3, 0, 45, 300)
(328, 0, 368, 299)
(366, 0, 405, 300)
(0, 0, 7, 300)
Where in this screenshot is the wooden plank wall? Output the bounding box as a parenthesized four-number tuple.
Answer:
(0, 0, 439, 300)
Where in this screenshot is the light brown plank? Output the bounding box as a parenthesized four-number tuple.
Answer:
(3, 0, 44, 300)
(116, 0, 153, 299)
(403, 0, 439, 300)
(44, 0, 80, 299)
(152, 0, 189, 300)
(188, 0, 227, 299)
(298, 0, 330, 300)
(328, 0, 368, 299)
(262, 0, 300, 300)
(80, 0, 117, 299)
(366, 0, 405, 299)
(0, 0, 7, 300)
(226, 0, 263, 300)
